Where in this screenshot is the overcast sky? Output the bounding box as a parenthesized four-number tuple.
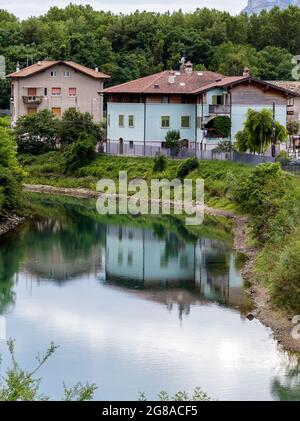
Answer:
(1, 1, 247, 19)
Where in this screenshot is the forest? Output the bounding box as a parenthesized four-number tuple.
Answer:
(0, 4, 300, 108)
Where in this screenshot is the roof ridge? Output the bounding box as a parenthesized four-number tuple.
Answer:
(141, 71, 168, 93)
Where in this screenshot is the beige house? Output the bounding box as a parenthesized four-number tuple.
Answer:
(8, 60, 110, 124)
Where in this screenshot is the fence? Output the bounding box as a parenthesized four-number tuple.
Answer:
(282, 165, 300, 175)
(103, 141, 275, 166)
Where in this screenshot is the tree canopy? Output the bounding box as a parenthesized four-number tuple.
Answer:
(0, 5, 299, 108)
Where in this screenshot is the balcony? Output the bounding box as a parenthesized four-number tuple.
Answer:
(209, 104, 230, 115)
(22, 96, 43, 105)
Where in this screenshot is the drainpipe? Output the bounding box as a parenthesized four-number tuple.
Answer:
(195, 102, 197, 157)
(201, 98, 204, 157)
(143, 98, 146, 156)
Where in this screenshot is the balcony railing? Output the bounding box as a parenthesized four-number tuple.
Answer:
(209, 104, 230, 115)
(22, 96, 43, 105)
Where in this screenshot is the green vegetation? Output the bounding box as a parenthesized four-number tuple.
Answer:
(0, 124, 23, 214)
(15, 109, 102, 155)
(0, 339, 96, 401)
(228, 163, 300, 312)
(211, 116, 231, 138)
(20, 152, 251, 210)
(63, 135, 96, 174)
(0, 5, 300, 107)
(153, 153, 167, 173)
(236, 109, 287, 154)
(177, 157, 199, 179)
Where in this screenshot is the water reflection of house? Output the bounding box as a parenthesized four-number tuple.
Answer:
(105, 225, 245, 309)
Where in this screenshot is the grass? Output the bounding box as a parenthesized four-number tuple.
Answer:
(19, 152, 251, 210)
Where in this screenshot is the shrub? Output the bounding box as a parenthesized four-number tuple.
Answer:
(59, 109, 102, 146)
(15, 110, 59, 155)
(212, 116, 231, 138)
(63, 136, 96, 174)
(0, 166, 21, 210)
(212, 140, 235, 153)
(275, 150, 290, 164)
(176, 157, 199, 179)
(153, 153, 167, 172)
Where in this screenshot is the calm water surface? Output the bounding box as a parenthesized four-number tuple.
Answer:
(0, 195, 299, 401)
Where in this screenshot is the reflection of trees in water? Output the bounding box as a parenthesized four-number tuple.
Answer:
(0, 235, 25, 313)
(271, 355, 300, 401)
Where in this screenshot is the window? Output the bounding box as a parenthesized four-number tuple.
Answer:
(128, 115, 134, 127)
(52, 87, 61, 96)
(288, 97, 294, 107)
(64, 71, 71, 77)
(162, 96, 169, 104)
(211, 95, 224, 105)
(161, 142, 167, 148)
(27, 88, 37, 96)
(129, 141, 134, 149)
(161, 116, 170, 128)
(52, 107, 61, 117)
(27, 107, 37, 115)
(69, 87, 77, 97)
(197, 116, 202, 129)
(50, 70, 57, 77)
(119, 115, 125, 127)
(181, 116, 190, 128)
(44, 88, 48, 96)
(107, 114, 110, 127)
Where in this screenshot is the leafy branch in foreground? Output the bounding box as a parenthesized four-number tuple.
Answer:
(0, 339, 97, 401)
(139, 387, 213, 401)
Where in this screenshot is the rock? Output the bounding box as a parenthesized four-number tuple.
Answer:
(246, 312, 256, 321)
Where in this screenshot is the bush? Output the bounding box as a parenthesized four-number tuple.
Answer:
(15, 110, 59, 155)
(275, 150, 290, 164)
(59, 109, 102, 146)
(176, 157, 199, 179)
(153, 153, 167, 172)
(212, 140, 235, 153)
(0, 166, 21, 210)
(63, 136, 96, 174)
(212, 116, 231, 138)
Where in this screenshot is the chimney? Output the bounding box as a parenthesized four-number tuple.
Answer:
(95, 67, 99, 72)
(168, 71, 175, 84)
(243, 67, 250, 77)
(185, 61, 193, 75)
(37, 61, 42, 66)
(16, 62, 20, 72)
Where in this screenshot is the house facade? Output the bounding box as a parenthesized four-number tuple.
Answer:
(8, 60, 110, 124)
(103, 63, 297, 151)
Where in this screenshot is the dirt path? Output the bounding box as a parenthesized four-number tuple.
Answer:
(24, 183, 300, 352)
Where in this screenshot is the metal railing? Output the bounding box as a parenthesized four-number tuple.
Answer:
(103, 141, 275, 165)
(208, 104, 230, 114)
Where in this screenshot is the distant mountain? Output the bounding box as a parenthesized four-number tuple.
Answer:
(243, 0, 300, 14)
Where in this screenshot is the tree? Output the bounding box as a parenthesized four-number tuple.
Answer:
(287, 120, 300, 136)
(59, 109, 102, 146)
(236, 108, 287, 154)
(15, 110, 59, 155)
(63, 135, 96, 174)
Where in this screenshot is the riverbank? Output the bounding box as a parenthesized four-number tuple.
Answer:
(23, 183, 300, 353)
(0, 213, 25, 237)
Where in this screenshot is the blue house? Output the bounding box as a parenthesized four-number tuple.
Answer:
(103, 61, 297, 153)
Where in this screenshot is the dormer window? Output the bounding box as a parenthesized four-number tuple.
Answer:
(50, 70, 57, 77)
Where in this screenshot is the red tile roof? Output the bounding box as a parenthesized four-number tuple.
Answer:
(103, 70, 225, 94)
(266, 81, 300, 95)
(8, 60, 110, 79)
(103, 71, 299, 97)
